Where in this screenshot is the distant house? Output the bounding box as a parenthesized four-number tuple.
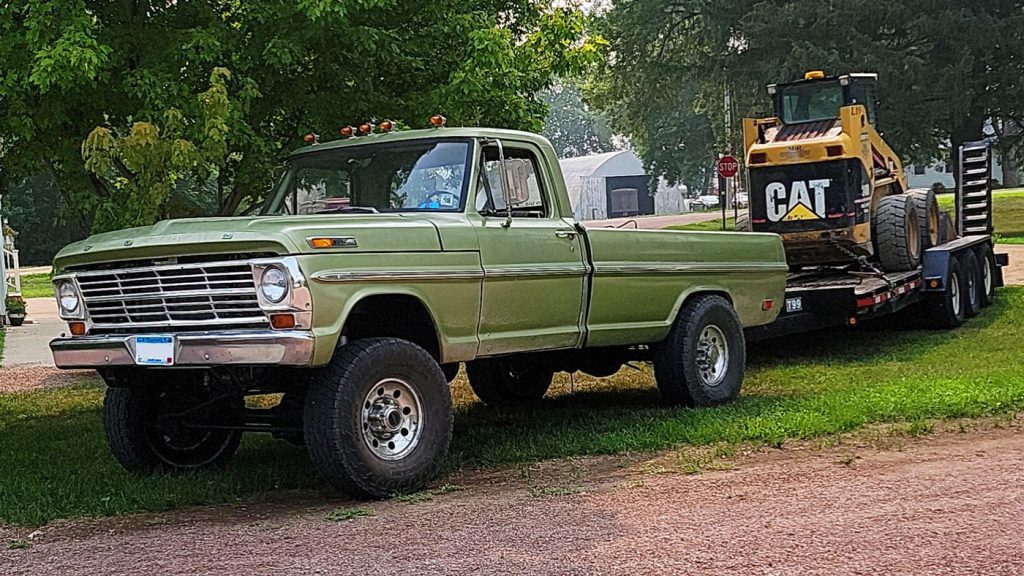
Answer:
(906, 152, 1004, 190)
(558, 150, 686, 221)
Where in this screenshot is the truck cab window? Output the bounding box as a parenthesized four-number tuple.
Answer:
(476, 147, 546, 218)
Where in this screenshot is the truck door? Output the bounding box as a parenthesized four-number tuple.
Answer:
(471, 141, 588, 356)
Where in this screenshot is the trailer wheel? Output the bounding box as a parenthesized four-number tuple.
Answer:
(961, 250, 982, 318)
(874, 194, 922, 272)
(653, 295, 745, 407)
(976, 243, 997, 307)
(465, 358, 553, 406)
(926, 256, 966, 329)
(908, 189, 941, 249)
(304, 338, 453, 498)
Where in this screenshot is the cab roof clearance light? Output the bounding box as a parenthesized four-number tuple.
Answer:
(430, 114, 446, 128)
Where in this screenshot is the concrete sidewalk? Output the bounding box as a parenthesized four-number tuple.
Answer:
(2, 298, 63, 367)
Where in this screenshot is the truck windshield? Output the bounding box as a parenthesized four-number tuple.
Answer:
(778, 80, 843, 124)
(265, 140, 471, 215)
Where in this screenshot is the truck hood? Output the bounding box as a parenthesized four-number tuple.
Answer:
(53, 214, 443, 271)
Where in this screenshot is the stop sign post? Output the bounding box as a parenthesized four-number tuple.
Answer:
(717, 155, 740, 229)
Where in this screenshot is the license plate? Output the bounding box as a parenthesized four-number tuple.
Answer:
(785, 297, 803, 313)
(134, 335, 175, 366)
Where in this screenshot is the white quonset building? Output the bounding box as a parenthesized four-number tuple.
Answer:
(558, 150, 687, 221)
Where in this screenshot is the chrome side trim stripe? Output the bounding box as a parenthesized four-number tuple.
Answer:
(313, 270, 486, 283)
(595, 263, 789, 276)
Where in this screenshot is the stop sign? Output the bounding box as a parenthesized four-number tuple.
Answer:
(717, 155, 739, 179)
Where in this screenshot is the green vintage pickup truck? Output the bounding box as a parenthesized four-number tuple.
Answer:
(49, 126, 787, 496)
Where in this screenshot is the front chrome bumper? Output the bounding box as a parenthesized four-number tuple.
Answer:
(50, 330, 315, 369)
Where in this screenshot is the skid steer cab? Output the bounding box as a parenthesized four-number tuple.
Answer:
(741, 71, 939, 273)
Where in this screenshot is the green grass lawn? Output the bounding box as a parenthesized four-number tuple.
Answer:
(3, 287, 1024, 526)
(667, 217, 736, 232)
(15, 273, 53, 299)
(937, 188, 1024, 244)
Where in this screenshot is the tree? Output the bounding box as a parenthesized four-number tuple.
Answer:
(592, 0, 1024, 188)
(1, 1, 601, 236)
(540, 80, 616, 158)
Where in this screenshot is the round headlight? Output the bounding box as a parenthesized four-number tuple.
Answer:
(260, 267, 289, 303)
(57, 281, 80, 314)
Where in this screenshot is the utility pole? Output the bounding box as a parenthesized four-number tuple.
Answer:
(0, 194, 6, 323)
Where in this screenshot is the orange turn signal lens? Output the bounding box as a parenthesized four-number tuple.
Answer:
(270, 314, 296, 330)
(430, 114, 446, 127)
(340, 126, 354, 138)
(379, 120, 393, 132)
(309, 238, 334, 249)
(69, 322, 86, 336)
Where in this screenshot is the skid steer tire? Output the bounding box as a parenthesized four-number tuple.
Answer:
(908, 189, 941, 249)
(874, 194, 922, 272)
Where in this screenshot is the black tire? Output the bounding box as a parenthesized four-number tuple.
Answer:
(926, 255, 966, 329)
(304, 338, 453, 498)
(653, 294, 745, 407)
(908, 189, 940, 249)
(440, 363, 460, 384)
(734, 213, 750, 232)
(465, 357, 554, 407)
(103, 375, 242, 474)
(976, 243, 997, 307)
(874, 194, 922, 272)
(961, 250, 982, 318)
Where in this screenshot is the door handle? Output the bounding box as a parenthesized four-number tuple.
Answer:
(554, 229, 578, 239)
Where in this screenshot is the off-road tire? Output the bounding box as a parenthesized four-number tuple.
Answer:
(304, 338, 453, 498)
(976, 243, 997, 307)
(734, 213, 750, 232)
(874, 194, 922, 272)
(908, 189, 941, 249)
(103, 377, 242, 474)
(653, 294, 745, 407)
(961, 250, 982, 318)
(465, 358, 554, 407)
(926, 255, 966, 329)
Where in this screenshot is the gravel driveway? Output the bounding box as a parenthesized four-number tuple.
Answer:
(3, 424, 1022, 576)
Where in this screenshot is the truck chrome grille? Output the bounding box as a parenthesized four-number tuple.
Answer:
(76, 262, 267, 332)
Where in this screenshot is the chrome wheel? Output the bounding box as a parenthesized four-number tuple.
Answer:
(950, 271, 961, 317)
(361, 378, 422, 461)
(695, 324, 729, 387)
(983, 257, 993, 296)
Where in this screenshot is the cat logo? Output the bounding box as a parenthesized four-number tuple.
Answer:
(765, 179, 830, 222)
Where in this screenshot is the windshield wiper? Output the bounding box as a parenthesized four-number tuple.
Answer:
(314, 206, 380, 215)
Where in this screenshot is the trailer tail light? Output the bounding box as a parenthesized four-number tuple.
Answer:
(826, 145, 844, 157)
(69, 322, 86, 336)
(847, 317, 857, 327)
(762, 299, 774, 311)
(749, 152, 767, 165)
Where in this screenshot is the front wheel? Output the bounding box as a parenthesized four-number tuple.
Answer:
(653, 295, 745, 406)
(103, 374, 243, 474)
(304, 338, 453, 498)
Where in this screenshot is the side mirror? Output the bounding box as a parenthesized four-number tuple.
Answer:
(502, 159, 531, 206)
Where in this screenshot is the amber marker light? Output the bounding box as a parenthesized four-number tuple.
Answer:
(340, 126, 354, 138)
(303, 133, 317, 143)
(359, 123, 373, 135)
(69, 322, 86, 336)
(430, 114, 446, 127)
(270, 313, 296, 330)
(379, 120, 394, 132)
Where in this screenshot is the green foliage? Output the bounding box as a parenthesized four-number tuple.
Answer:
(541, 81, 616, 158)
(5, 295, 26, 314)
(592, 0, 1024, 189)
(1, 0, 602, 237)
(3, 288, 1024, 525)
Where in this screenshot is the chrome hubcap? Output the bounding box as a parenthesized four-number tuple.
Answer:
(951, 272, 961, 316)
(361, 378, 422, 461)
(984, 258, 992, 295)
(695, 324, 729, 387)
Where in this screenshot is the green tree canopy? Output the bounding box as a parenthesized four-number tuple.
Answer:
(540, 80, 616, 158)
(1, 0, 600, 234)
(592, 0, 1024, 189)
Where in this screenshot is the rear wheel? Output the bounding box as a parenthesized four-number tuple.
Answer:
(465, 358, 554, 406)
(926, 256, 966, 329)
(908, 189, 940, 249)
(874, 194, 922, 272)
(102, 373, 243, 474)
(961, 250, 982, 318)
(976, 243, 997, 307)
(304, 338, 453, 498)
(653, 295, 745, 406)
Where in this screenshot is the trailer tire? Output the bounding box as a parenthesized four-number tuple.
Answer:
(926, 256, 966, 329)
(874, 194, 922, 272)
(465, 358, 554, 406)
(653, 295, 745, 407)
(976, 243, 997, 307)
(961, 250, 982, 318)
(103, 376, 242, 474)
(304, 338, 453, 498)
(908, 189, 941, 249)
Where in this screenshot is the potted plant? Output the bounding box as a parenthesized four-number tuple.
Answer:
(5, 295, 26, 326)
